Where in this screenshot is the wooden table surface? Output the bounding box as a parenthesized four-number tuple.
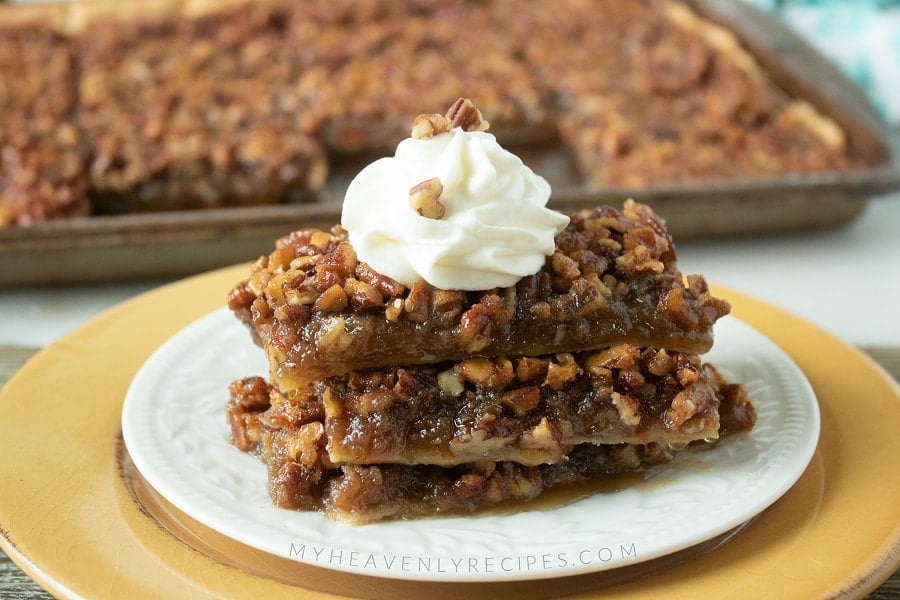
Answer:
(2, 345, 898, 599)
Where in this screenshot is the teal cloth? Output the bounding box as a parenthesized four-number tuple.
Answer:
(743, 0, 900, 124)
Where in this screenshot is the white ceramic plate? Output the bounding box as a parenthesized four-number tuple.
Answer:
(121, 309, 820, 583)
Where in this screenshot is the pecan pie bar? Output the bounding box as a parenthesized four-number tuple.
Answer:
(318, 2, 551, 154)
(227, 364, 755, 523)
(0, 22, 88, 226)
(236, 346, 750, 467)
(227, 200, 730, 391)
(529, 0, 873, 187)
(76, 1, 328, 213)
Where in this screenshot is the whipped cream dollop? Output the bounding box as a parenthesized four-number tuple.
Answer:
(341, 127, 569, 290)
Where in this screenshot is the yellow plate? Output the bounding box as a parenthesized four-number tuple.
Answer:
(1, 265, 898, 599)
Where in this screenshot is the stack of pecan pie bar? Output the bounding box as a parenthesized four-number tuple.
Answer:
(225, 104, 756, 521)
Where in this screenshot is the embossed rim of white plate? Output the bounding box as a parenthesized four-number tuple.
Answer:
(121, 308, 820, 583)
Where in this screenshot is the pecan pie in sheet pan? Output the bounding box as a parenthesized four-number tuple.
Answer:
(0, 0, 883, 226)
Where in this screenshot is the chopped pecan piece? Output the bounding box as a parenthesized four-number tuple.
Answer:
(445, 97, 490, 132)
(409, 177, 446, 219)
(410, 113, 451, 139)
